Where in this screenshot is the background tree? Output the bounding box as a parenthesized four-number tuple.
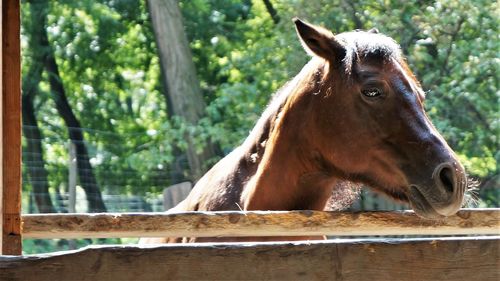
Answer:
(22, 1, 56, 213)
(28, 0, 107, 213)
(147, 0, 220, 181)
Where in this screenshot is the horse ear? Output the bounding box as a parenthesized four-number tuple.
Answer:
(293, 18, 345, 60)
(368, 27, 379, 34)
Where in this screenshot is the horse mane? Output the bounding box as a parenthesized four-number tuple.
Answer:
(239, 58, 326, 165)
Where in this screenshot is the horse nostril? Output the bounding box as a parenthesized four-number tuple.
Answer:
(438, 166, 455, 193)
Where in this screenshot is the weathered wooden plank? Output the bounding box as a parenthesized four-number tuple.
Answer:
(1, 0, 22, 255)
(22, 209, 500, 239)
(0, 237, 498, 281)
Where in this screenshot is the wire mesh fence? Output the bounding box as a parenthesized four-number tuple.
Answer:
(22, 124, 407, 215)
(22, 124, 189, 214)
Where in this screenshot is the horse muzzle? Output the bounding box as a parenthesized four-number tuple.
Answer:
(408, 162, 467, 219)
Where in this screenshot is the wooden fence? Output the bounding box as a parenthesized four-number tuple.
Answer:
(21, 208, 499, 239)
(2, 208, 500, 281)
(1, 236, 498, 281)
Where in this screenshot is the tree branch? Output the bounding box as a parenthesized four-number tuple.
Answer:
(440, 17, 465, 78)
(262, 0, 280, 24)
(342, 0, 363, 30)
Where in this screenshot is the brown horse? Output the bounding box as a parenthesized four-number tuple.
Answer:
(142, 18, 467, 243)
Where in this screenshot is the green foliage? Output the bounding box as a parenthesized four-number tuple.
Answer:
(22, 238, 138, 255)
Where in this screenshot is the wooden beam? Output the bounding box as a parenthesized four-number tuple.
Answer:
(1, 0, 22, 255)
(21, 209, 500, 239)
(0, 237, 498, 281)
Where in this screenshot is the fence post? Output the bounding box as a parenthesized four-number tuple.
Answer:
(67, 141, 78, 249)
(1, 0, 22, 255)
(163, 181, 192, 210)
(68, 142, 77, 213)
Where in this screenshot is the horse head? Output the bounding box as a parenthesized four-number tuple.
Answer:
(293, 18, 467, 219)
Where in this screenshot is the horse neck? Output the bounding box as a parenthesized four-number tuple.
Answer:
(241, 59, 338, 211)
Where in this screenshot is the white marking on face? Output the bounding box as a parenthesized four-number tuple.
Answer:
(390, 58, 448, 145)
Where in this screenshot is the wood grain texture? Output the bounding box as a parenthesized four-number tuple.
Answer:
(0, 237, 498, 281)
(1, 0, 22, 255)
(22, 209, 500, 239)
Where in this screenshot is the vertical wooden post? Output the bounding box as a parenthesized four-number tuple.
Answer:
(68, 142, 77, 213)
(68, 142, 77, 249)
(1, 0, 22, 255)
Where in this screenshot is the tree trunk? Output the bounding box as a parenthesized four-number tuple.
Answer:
(30, 0, 107, 213)
(156, 59, 186, 184)
(22, 94, 57, 213)
(21, 1, 57, 214)
(147, 0, 220, 181)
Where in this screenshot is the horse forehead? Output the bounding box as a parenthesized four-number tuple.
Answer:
(388, 59, 426, 100)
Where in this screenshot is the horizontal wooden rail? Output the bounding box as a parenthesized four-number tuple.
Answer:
(21, 208, 500, 239)
(1, 237, 499, 280)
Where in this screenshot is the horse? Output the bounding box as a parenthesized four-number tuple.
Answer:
(142, 18, 467, 243)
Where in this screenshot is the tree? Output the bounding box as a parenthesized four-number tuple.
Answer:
(28, 0, 107, 213)
(21, 3, 56, 213)
(147, 0, 220, 181)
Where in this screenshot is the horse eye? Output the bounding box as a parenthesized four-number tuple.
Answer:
(362, 88, 382, 98)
